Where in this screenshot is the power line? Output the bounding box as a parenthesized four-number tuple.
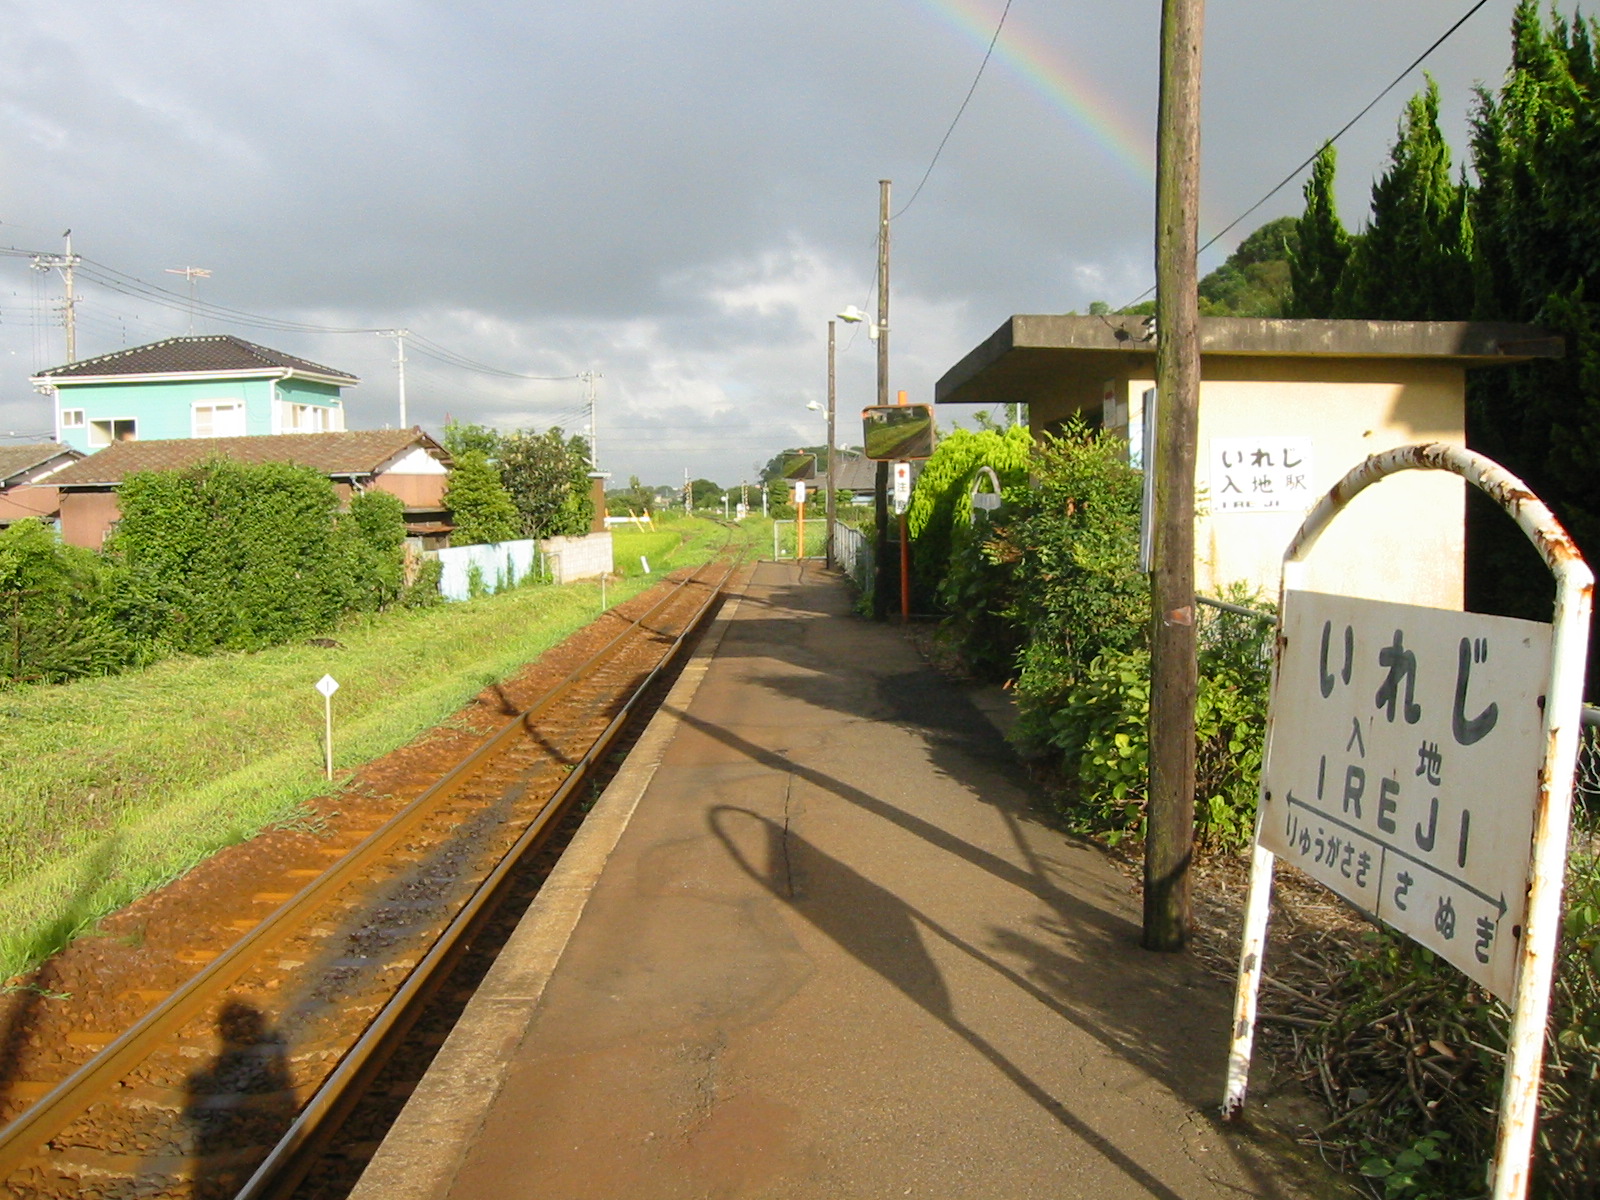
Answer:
(894, 0, 1014, 220)
(1119, 0, 1493, 310)
(10, 249, 582, 382)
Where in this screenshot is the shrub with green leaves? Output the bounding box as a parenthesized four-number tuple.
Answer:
(906, 425, 1032, 610)
(105, 458, 402, 655)
(933, 431, 1034, 677)
(999, 423, 1149, 750)
(0, 519, 133, 685)
(1035, 594, 1272, 852)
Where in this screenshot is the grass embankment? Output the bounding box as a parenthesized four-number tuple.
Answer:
(0, 516, 735, 981)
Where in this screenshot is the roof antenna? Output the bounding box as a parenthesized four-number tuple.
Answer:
(164, 266, 212, 335)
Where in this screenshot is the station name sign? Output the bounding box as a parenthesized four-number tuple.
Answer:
(1260, 590, 1552, 1000)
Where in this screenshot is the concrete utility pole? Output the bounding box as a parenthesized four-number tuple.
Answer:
(1144, 0, 1206, 952)
(581, 370, 602, 470)
(378, 329, 410, 428)
(33, 231, 81, 363)
(872, 179, 893, 620)
(825, 319, 837, 569)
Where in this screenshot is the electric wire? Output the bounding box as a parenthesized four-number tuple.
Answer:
(8, 249, 584, 385)
(893, 0, 1014, 221)
(1118, 0, 1493, 311)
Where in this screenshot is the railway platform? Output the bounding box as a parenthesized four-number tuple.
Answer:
(349, 559, 1316, 1200)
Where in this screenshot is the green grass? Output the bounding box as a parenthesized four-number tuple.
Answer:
(0, 517, 736, 980)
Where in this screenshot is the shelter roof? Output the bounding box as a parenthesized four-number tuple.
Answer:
(49, 429, 445, 487)
(936, 316, 1564, 409)
(33, 335, 358, 386)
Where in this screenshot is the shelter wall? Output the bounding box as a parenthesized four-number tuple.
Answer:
(1035, 357, 1466, 610)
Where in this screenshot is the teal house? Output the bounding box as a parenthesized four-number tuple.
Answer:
(32, 335, 357, 453)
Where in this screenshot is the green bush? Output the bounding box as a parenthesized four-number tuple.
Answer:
(907, 425, 1032, 609)
(0, 519, 133, 685)
(934, 432, 1034, 677)
(1035, 594, 1272, 852)
(1000, 423, 1148, 751)
(102, 459, 415, 659)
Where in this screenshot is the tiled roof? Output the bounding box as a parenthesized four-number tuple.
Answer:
(34, 335, 358, 383)
(49, 430, 445, 487)
(0, 442, 83, 484)
(828, 453, 880, 491)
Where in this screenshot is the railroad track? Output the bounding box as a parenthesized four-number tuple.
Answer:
(0, 556, 736, 1200)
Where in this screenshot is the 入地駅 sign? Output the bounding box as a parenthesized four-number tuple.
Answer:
(1261, 591, 1552, 1000)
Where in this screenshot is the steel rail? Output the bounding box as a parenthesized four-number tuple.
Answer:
(236, 555, 734, 1199)
(0, 559, 731, 1184)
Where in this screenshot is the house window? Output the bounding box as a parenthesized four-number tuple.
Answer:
(287, 403, 330, 433)
(193, 402, 245, 438)
(88, 418, 137, 447)
(61, 409, 85, 429)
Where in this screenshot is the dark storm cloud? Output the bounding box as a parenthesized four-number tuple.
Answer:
(0, 0, 1523, 479)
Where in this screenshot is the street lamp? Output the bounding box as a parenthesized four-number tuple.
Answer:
(836, 305, 884, 340)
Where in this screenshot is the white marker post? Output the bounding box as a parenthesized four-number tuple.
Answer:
(315, 674, 339, 780)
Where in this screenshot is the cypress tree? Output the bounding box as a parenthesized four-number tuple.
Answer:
(1287, 146, 1349, 318)
(1334, 76, 1474, 320)
(1465, 1, 1600, 651)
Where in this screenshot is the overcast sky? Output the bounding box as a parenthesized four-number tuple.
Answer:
(0, 1, 1528, 486)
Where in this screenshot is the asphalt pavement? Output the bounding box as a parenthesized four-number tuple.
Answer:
(350, 559, 1327, 1200)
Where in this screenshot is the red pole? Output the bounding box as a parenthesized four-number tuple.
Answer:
(797, 498, 806, 560)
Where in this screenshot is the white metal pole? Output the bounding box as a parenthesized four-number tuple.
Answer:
(324, 692, 334, 780)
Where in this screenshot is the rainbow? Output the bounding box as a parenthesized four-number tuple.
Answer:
(911, 0, 1157, 193)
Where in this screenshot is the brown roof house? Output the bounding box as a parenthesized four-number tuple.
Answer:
(49, 428, 452, 549)
(936, 316, 1563, 610)
(0, 442, 86, 529)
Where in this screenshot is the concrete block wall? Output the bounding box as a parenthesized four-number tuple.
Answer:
(539, 532, 613, 583)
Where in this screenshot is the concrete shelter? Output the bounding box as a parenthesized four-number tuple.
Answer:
(935, 316, 1561, 609)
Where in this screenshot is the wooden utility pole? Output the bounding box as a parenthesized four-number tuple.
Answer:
(1144, 0, 1205, 952)
(872, 179, 893, 620)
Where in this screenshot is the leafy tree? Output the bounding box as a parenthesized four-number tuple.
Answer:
(1333, 76, 1475, 320)
(1198, 216, 1298, 316)
(497, 427, 594, 538)
(445, 449, 520, 545)
(689, 478, 723, 509)
(607, 475, 656, 515)
(1287, 145, 1351, 317)
(441, 419, 502, 460)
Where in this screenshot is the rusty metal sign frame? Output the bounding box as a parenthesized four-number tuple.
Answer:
(1221, 443, 1593, 1200)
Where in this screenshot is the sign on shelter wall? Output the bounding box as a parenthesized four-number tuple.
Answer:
(1259, 589, 1552, 999)
(1209, 436, 1314, 513)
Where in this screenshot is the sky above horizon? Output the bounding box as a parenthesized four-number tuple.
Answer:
(0, 1, 1531, 486)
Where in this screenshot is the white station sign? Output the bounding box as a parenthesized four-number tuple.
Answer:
(1260, 590, 1552, 999)
(892, 462, 911, 514)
